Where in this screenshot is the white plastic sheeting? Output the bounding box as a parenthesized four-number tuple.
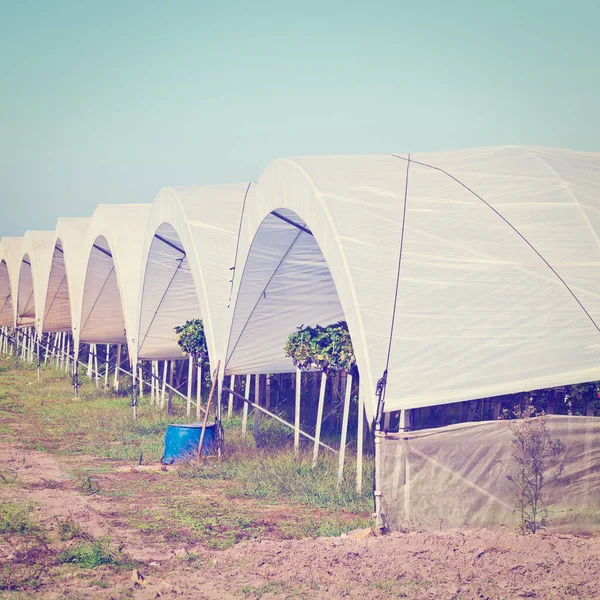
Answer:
(79, 204, 151, 362)
(42, 218, 91, 334)
(228, 147, 600, 419)
(138, 184, 255, 364)
(1, 146, 600, 422)
(0, 237, 22, 327)
(17, 231, 56, 330)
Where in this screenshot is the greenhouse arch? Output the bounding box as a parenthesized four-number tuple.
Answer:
(42, 218, 91, 337)
(16, 231, 56, 331)
(137, 184, 255, 366)
(78, 204, 151, 363)
(228, 148, 600, 420)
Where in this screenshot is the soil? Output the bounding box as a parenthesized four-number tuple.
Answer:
(1, 442, 599, 599)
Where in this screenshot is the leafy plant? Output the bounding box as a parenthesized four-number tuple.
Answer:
(284, 321, 356, 374)
(174, 319, 209, 365)
(505, 409, 566, 534)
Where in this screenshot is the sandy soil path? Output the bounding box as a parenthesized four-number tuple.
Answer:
(2, 442, 599, 599)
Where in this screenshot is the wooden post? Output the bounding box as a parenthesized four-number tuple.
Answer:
(294, 368, 301, 453)
(312, 372, 327, 468)
(228, 374, 235, 417)
(242, 373, 250, 437)
(197, 361, 220, 459)
(337, 372, 352, 486)
(356, 390, 364, 494)
(104, 344, 110, 387)
(114, 344, 121, 391)
(186, 354, 193, 417)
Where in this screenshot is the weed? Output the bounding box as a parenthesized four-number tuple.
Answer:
(0, 502, 53, 591)
(505, 413, 566, 534)
(58, 538, 131, 569)
(237, 581, 288, 598)
(55, 513, 89, 541)
(0, 502, 42, 536)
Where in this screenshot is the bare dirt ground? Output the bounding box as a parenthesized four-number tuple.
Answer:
(2, 442, 599, 600)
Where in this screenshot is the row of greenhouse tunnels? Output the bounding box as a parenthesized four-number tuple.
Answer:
(1, 147, 600, 530)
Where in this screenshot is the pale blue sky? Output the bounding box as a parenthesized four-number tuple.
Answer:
(1, 0, 598, 236)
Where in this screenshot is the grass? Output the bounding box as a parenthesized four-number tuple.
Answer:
(57, 539, 133, 569)
(0, 355, 374, 590)
(0, 500, 135, 592)
(0, 356, 373, 513)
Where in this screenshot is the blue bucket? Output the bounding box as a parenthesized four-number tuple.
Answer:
(162, 423, 216, 464)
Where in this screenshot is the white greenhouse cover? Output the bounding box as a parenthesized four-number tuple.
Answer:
(79, 204, 152, 362)
(1, 146, 600, 422)
(0, 237, 22, 327)
(227, 146, 600, 419)
(138, 184, 255, 364)
(42, 218, 91, 335)
(17, 231, 57, 330)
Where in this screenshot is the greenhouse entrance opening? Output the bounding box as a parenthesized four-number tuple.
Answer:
(43, 241, 72, 332)
(138, 224, 200, 361)
(17, 254, 35, 328)
(80, 236, 126, 344)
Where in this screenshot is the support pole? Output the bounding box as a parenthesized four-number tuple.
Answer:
(242, 373, 250, 437)
(161, 360, 167, 409)
(131, 363, 138, 420)
(337, 372, 352, 486)
(150, 361, 156, 405)
(186, 354, 193, 417)
(224, 385, 338, 454)
(114, 344, 121, 391)
(356, 390, 364, 494)
(294, 368, 301, 454)
(196, 362, 202, 419)
(65, 335, 71, 374)
(87, 343, 93, 377)
(253, 373, 261, 445)
(44, 333, 50, 364)
(312, 371, 327, 468)
(228, 374, 235, 417)
(93, 344, 99, 388)
(104, 344, 110, 387)
(36, 333, 41, 382)
(60, 331, 66, 369)
(167, 360, 174, 414)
